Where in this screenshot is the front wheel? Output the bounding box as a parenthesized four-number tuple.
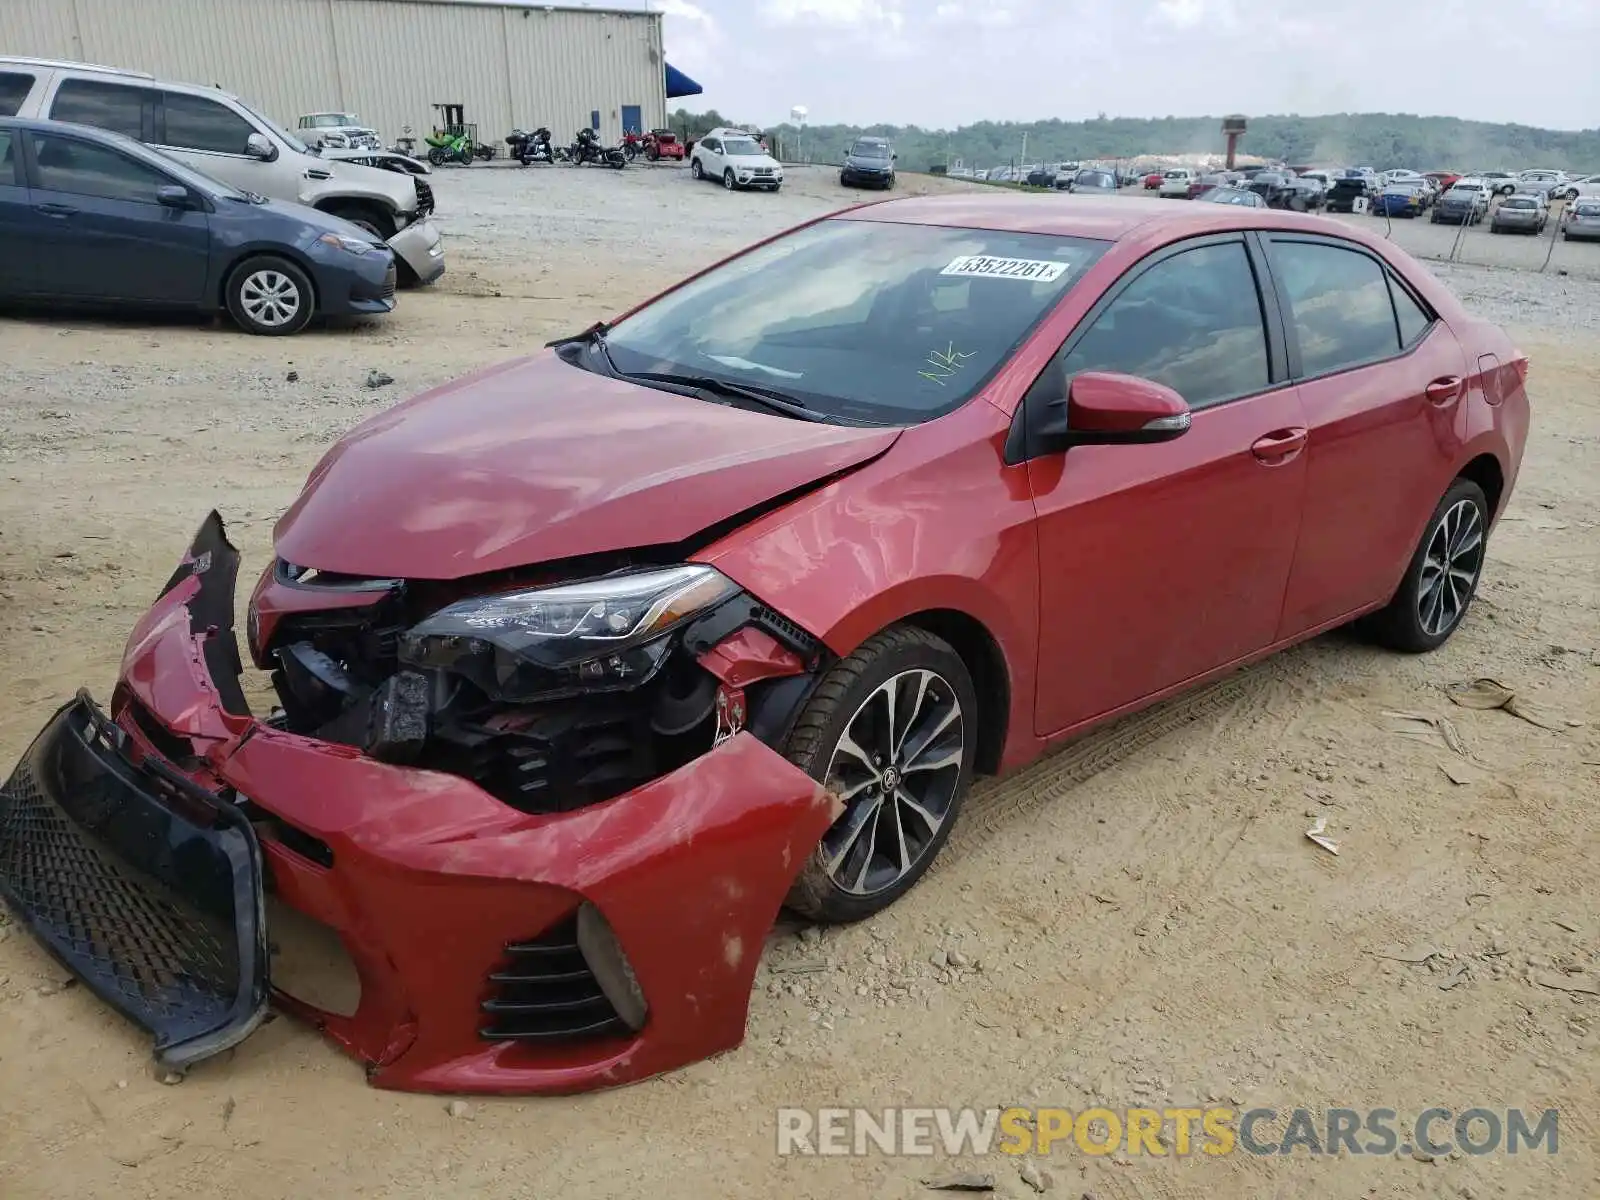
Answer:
(226, 255, 314, 336)
(723, 168, 737, 191)
(1362, 478, 1490, 653)
(691, 158, 703, 180)
(784, 627, 978, 923)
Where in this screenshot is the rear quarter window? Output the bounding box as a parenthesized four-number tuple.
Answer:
(0, 71, 34, 117)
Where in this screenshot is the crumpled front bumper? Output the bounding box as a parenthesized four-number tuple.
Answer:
(0, 514, 838, 1093)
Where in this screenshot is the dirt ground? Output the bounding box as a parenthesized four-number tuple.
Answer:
(1, 165, 1597, 1199)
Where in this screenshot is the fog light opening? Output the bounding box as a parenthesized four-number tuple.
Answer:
(575, 902, 648, 1032)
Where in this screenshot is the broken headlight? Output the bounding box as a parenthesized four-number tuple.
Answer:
(398, 565, 739, 702)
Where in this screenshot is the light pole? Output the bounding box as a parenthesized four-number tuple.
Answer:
(791, 105, 808, 163)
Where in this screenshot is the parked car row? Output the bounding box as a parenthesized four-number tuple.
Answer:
(0, 54, 448, 335)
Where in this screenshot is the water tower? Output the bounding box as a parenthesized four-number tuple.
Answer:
(1222, 114, 1247, 170)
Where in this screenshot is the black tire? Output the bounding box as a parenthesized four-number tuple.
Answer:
(1362, 478, 1490, 653)
(427, 147, 447, 166)
(225, 255, 315, 336)
(783, 626, 979, 923)
(840, 172, 850, 188)
(691, 158, 703, 180)
(723, 168, 737, 191)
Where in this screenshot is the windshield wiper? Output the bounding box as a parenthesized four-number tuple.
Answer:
(621, 370, 824, 423)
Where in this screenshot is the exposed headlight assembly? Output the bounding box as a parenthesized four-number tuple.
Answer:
(398, 565, 740, 702)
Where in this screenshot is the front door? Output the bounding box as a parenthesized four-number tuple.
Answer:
(1028, 235, 1309, 736)
(24, 130, 210, 305)
(621, 105, 642, 136)
(1264, 234, 1473, 636)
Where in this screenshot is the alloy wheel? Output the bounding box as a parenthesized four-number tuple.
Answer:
(1417, 498, 1485, 636)
(818, 669, 965, 897)
(239, 270, 302, 329)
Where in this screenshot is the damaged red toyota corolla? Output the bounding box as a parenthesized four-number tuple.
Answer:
(0, 195, 1528, 1093)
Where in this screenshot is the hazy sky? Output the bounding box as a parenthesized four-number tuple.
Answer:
(643, 0, 1599, 132)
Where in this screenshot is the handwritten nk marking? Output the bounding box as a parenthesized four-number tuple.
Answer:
(919, 343, 978, 386)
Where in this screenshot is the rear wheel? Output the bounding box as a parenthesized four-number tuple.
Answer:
(1362, 478, 1490, 652)
(226, 255, 314, 336)
(784, 627, 978, 923)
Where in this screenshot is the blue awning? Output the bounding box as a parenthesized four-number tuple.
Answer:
(665, 62, 702, 99)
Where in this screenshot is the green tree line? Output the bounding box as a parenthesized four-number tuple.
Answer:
(670, 109, 1600, 174)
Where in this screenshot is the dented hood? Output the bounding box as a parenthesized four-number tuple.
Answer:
(273, 353, 899, 580)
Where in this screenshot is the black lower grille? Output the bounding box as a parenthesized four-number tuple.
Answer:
(0, 759, 235, 1022)
(0, 696, 268, 1069)
(381, 266, 397, 301)
(479, 916, 626, 1041)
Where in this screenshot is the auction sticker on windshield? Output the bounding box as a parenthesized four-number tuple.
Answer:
(940, 255, 1071, 282)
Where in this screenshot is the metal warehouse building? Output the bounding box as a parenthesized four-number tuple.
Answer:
(0, 0, 700, 147)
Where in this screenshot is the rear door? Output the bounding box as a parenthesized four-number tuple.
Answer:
(1263, 235, 1471, 637)
(1027, 234, 1309, 735)
(22, 130, 210, 305)
(0, 127, 36, 296)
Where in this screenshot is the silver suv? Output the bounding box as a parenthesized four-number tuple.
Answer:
(0, 57, 443, 284)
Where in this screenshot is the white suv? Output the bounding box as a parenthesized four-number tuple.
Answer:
(298, 112, 382, 152)
(691, 127, 784, 192)
(1, 57, 443, 284)
(1158, 168, 1195, 198)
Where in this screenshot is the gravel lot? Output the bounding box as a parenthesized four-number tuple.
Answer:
(1, 163, 1597, 1200)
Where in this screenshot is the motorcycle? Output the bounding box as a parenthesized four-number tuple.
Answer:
(390, 124, 419, 157)
(506, 126, 554, 165)
(566, 127, 625, 169)
(619, 130, 644, 161)
(424, 128, 475, 166)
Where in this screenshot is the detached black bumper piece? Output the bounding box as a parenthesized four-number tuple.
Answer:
(0, 694, 269, 1072)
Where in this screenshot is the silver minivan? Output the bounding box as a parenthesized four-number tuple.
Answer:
(0, 57, 443, 284)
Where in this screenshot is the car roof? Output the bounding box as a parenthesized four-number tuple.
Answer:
(835, 192, 1392, 249)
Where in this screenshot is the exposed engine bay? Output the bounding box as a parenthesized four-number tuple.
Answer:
(253, 555, 824, 812)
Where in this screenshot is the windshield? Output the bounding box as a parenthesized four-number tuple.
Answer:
(852, 141, 890, 158)
(723, 136, 764, 156)
(310, 114, 359, 127)
(1078, 171, 1115, 186)
(1503, 197, 1536, 208)
(1575, 203, 1600, 216)
(603, 220, 1109, 425)
(232, 97, 310, 154)
(1449, 184, 1482, 194)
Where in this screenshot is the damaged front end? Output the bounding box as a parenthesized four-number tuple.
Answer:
(0, 513, 841, 1092)
(249, 545, 827, 813)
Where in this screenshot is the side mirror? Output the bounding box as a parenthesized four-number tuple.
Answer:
(1039, 371, 1192, 451)
(245, 132, 277, 161)
(156, 184, 193, 209)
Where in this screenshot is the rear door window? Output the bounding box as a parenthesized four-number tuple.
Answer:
(1269, 240, 1401, 377)
(49, 78, 152, 139)
(0, 130, 17, 185)
(160, 91, 256, 155)
(0, 71, 34, 117)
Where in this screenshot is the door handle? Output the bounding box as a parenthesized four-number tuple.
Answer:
(1251, 427, 1308, 464)
(1425, 376, 1464, 406)
(35, 202, 78, 218)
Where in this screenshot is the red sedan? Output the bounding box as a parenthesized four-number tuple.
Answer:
(0, 196, 1528, 1095)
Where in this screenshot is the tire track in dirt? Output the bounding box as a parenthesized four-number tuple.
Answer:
(942, 664, 1284, 868)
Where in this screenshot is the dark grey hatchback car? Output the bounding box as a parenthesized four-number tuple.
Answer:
(0, 117, 396, 335)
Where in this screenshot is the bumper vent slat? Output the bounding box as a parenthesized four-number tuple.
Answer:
(479, 916, 627, 1043)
